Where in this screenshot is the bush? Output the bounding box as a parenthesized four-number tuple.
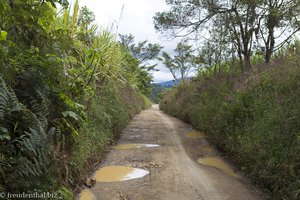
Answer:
(0, 0, 152, 195)
(70, 87, 150, 187)
(160, 56, 300, 199)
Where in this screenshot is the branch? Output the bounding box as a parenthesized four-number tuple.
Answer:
(273, 27, 300, 52)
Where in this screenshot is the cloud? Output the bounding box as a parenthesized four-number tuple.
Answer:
(151, 71, 174, 83)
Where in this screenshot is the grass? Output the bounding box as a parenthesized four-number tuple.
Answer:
(160, 53, 300, 199)
(68, 87, 151, 195)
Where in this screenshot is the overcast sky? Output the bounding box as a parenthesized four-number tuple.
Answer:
(80, 0, 179, 83)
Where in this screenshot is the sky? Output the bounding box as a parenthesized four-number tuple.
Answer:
(79, 0, 178, 83)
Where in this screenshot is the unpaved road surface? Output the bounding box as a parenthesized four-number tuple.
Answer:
(81, 105, 266, 200)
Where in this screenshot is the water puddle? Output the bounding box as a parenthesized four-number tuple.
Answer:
(94, 166, 149, 182)
(197, 157, 237, 177)
(200, 145, 216, 153)
(185, 131, 205, 139)
(114, 143, 160, 150)
(79, 189, 97, 200)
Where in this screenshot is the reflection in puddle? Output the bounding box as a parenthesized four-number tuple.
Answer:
(198, 157, 237, 177)
(185, 131, 205, 138)
(79, 189, 97, 200)
(200, 145, 216, 153)
(114, 144, 160, 150)
(94, 166, 149, 182)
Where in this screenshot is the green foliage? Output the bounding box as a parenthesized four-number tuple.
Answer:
(0, 77, 51, 191)
(161, 39, 195, 81)
(150, 84, 167, 103)
(0, 0, 152, 196)
(45, 0, 69, 8)
(160, 53, 300, 199)
(78, 6, 95, 26)
(0, 31, 7, 41)
(119, 34, 162, 96)
(139, 94, 152, 109)
(57, 186, 74, 200)
(119, 34, 162, 70)
(70, 88, 151, 183)
(154, 0, 300, 67)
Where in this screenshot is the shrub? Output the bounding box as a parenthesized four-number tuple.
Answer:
(160, 55, 300, 199)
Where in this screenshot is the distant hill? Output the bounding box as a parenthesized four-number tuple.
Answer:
(150, 80, 178, 103)
(156, 79, 179, 88)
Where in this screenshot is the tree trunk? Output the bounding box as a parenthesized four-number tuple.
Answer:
(265, 28, 275, 64)
(243, 53, 251, 70)
(265, 49, 272, 64)
(238, 50, 243, 71)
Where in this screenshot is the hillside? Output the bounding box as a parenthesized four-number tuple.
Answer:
(150, 80, 179, 103)
(157, 79, 179, 87)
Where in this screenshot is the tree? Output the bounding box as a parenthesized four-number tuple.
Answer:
(78, 6, 95, 26)
(154, 0, 257, 68)
(154, 0, 259, 70)
(196, 22, 235, 75)
(119, 34, 163, 71)
(161, 40, 195, 81)
(256, 0, 300, 63)
(154, 0, 300, 68)
(7, 0, 69, 8)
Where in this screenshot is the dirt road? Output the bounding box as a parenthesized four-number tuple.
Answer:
(79, 105, 266, 200)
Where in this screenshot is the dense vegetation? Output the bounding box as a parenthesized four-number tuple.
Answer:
(0, 0, 151, 197)
(160, 47, 300, 199)
(1, 0, 299, 199)
(155, 1, 300, 199)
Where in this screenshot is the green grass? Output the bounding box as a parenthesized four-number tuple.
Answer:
(69, 87, 151, 191)
(160, 56, 300, 199)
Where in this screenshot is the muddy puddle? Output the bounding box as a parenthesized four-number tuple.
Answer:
(200, 145, 216, 153)
(94, 166, 149, 182)
(79, 189, 97, 200)
(198, 157, 237, 177)
(114, 143, 160, 150)
(185, 131, 205, 139)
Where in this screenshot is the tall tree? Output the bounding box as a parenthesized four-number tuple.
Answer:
(161, 40, 195, 81)
(154, 0, 300, 68)
(256, 0, 300, 63)
(197, 21, 234, 75)
(119, 34, 163, 71)
(154, 0, 259, 69)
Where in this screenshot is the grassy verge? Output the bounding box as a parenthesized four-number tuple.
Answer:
(160, 56, 300, 199)
(68, 87, 151, 195)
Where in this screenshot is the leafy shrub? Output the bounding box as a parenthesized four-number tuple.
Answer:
(0, 77, 53, 191)
(70, 87, 150, 185)
(160, 54, 300, 199)
(0, 0, 152, 195)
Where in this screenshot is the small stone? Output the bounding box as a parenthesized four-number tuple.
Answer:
(84, 177, 96, 188)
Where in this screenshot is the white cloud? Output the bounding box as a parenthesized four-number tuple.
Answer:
(151, 71, 174, 83)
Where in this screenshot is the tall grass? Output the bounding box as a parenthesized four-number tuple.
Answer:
(0, 0, 152, 196)
(160, 49, 300, 199)
(70, 87, 151, 188)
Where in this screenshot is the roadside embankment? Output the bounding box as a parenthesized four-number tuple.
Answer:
(160, 54, 300, 199)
